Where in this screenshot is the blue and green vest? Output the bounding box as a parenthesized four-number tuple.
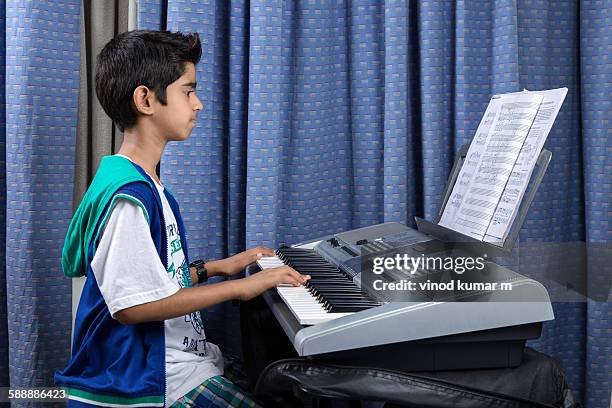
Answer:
(55, 156, 190, 407)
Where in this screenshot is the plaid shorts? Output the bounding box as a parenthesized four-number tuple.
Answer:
(170, 354, 262, 408)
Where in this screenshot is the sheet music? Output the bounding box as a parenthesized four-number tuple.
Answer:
(439, 92, 544, 240)
(484, 88, 568, 243)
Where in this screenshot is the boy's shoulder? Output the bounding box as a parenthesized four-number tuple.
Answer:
(93, 155, 149, 187)
(85, 155, 155, 215)
(62, 156, 156, 278)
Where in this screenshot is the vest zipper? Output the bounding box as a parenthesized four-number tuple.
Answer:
(159, 188, 168, 407)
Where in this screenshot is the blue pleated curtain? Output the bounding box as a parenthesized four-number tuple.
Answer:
(0, 1, 609, 408)
(137, 1, 610, 406)
(0, 0, 80, 400)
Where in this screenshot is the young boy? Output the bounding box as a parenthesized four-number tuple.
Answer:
(55, 30, 309, 408)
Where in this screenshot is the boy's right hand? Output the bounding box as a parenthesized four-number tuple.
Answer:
(237, 266, 310, 301)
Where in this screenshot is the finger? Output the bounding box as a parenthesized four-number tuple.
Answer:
(288, 268, 309, 283)
(273, 268, 302, 287)
(275, 273, 302, 287)
(286, 268, 308, 285)
(252, 248, 274, 259)
(289, 275, 303, 286)
(288, 266, 305, 278)
(259, 247, 275, 256)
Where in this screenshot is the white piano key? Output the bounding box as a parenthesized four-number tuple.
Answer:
(257, 256, 285, 269)
(258, 254, 353, 325)
(277, 285, 352, 325)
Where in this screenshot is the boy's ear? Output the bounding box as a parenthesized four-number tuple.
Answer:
(132, 85, 155, 116)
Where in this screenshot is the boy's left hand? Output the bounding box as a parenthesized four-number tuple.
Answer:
(207, 247, 275, 277)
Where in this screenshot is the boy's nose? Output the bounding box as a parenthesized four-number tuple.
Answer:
(194, 95, 203, 112)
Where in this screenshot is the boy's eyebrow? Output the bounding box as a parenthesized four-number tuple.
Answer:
(182, 81, 197, 88)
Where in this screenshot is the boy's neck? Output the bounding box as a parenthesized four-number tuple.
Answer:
(118, 124, 166, 184)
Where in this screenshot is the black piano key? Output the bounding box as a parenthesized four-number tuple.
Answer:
(288, 263, 339, 269)
(312, 283, 352, 288)
(286, 259, 326, 264)
(306, 278, 353, 284)
(309, 286, 362, 292)
(305, 271, 344, 276)
(319, 297, 375, 305)
(308, 279, 347, 284)
(317, 296, 368, 302)
(313, 290, 367, 297)
(306, 276, 351, 281)
(329, 305, 377, 313)
(299, 263, 337, 268)
(324, 300, 378, 307)
(310, 286, 357, 292)
(322, 296, 378, 303)
(294, 268, 341, 274)
(309, 287, 364, 294)
(330, 303, 379, 312)
(276, 247, 383, 310)
(311, 291, 364, 298)
(310, 281, 363, 290)
(306, 275, 346, 280)
(310, 287, 365, 294)
(311, 288, 362, 295)
(310, 288, 367, 299)
(317, 298, 371, 306)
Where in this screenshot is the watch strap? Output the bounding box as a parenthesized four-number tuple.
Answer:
(190, 259, 207, 283)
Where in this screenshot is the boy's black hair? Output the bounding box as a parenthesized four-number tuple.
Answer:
(95, 30, 201, 132)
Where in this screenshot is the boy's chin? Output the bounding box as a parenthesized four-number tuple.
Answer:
(168, 130, 194, 141)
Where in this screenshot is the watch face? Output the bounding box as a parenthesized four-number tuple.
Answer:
(194, 261, 207, 282)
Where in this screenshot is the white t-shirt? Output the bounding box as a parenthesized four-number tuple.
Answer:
(90, 166, 223, 406)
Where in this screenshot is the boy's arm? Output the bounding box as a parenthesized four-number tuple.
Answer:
(187, 259, 238, 283)
(115, 265, 308, 325)
(188, 246, 276, 283)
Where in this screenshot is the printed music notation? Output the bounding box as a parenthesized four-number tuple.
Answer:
(465, 152, 481, 167)
(439, 88, 568, 244)
(490, 207, 512, 227)
(484, 88, 567, 243)
(449, 194, 463, 208)
(439, 91, 542, 239)
(500, 188, 521, 204)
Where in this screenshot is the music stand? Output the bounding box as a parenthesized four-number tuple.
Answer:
(415, 143, 552, 257)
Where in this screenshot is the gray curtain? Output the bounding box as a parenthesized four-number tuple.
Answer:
(72, 0, 137, 328)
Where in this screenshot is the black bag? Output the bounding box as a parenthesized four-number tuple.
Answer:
(255, 349, 579, 408)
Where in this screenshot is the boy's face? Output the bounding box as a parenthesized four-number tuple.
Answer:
(152, 62, 202, 141)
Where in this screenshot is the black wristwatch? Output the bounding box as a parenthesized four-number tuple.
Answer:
(190, 259, 208, 283)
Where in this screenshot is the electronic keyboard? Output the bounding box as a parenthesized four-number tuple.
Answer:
(252, 222, 554, 371)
